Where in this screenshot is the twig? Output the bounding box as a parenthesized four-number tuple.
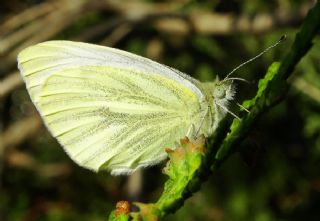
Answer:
(1, 1, 89, 68)
(0, 1, 57, 36)
(0, 115, 82, 180)
(292, 76, 320, 104)
(6, 149, 72, 177)
(0, 114, 42, 192)
(100, 0, 312, 35)
(100, 23, 133, 46)
(0, 71, 23, 100)
(0, 114, 42, 154)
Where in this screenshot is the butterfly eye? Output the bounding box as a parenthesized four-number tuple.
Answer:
(214, 86, 226, 99)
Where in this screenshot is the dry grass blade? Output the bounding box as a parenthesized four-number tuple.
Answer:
(0, 114, 42, 154)
(0, 71, 23, 100)
(0, 1, 58, 36)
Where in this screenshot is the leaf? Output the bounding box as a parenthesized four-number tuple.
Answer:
(128, 136, 206, 221)
(242, 62, 281, 109)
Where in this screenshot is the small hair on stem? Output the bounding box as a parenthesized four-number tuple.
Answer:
(236, 102, 250, 113)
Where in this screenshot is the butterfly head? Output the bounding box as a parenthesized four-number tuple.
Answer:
(210, 77, 244, 121)
(213, 77, 236, 107)
(214, 81, 235, 101)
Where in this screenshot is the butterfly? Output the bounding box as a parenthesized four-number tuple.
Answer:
(17, 41, 240, 175)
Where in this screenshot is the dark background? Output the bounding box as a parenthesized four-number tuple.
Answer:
(0, 0, 319, 220)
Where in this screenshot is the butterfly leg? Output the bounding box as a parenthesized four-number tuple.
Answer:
(186, 124, 196, 140)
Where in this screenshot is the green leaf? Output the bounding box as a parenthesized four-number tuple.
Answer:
(130, 136, 206, 220)
(108, 211, 129, 221)
(156, 136, 205, 212)
(242, 62, 280, 109)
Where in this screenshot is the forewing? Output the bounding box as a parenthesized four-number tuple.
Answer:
(37, 66, 203, 174)
(17, 41, 203, 107)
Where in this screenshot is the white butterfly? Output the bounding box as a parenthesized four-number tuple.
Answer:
(17, 41, 236, 175)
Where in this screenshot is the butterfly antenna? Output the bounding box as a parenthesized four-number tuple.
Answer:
(220, 77, 250, 84)
(223, 35, 287, 81)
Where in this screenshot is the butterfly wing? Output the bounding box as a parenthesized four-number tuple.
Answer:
(17, 41, 208, 175)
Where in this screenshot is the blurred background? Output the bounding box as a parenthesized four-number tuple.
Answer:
(0, 0, 319, 220)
